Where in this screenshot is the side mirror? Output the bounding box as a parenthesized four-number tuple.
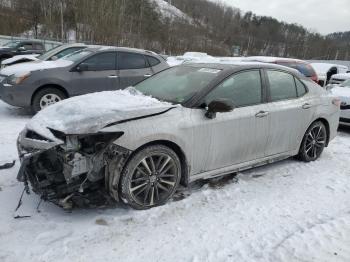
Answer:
(205, 98, 235, 119)
(76, 63, 88, 72)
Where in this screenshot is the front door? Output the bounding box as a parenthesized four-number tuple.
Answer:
(69, 52, 118, 96)
(190, 70, 270, 174)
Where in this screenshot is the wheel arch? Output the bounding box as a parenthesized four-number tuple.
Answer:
(31, 84, 69, 105)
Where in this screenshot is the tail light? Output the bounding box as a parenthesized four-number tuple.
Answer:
(332, 98, 341, 107)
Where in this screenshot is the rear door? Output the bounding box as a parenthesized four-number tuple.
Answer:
(69, 52, 118, 96)
(264, 69, 314, 156)
(117, 52, 153, 89)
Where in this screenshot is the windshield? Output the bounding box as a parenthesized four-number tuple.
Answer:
(340, 79, 350, 87)
(134, 66, 222, 104)
(3, 41, 19, 48)
(37, 45, 63, 60)
(62, 49, 93, 62)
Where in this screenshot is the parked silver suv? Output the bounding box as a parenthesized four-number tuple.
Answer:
(0, 47, 168, 112)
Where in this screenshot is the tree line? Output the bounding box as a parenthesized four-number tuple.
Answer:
(0, 0, 349, 60)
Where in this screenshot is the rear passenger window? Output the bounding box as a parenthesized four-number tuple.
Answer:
(205, 70, 262, 107)
(118, 52, 147, 70)
(146, 56, 161, 67)
(267, 70, 297, 101)
(82, 52, 116, 71)
(295, 77, 307, 96)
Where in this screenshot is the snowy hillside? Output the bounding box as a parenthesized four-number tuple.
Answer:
(150, 0, 192, 22)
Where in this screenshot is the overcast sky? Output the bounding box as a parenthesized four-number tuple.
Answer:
(215, 0, 350, 35)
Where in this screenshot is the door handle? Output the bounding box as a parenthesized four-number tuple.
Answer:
(108, 75, 118, 79)
(144, 74, 152, 77)
(302, 103, 312, 109)
(255, 111, 269, 118)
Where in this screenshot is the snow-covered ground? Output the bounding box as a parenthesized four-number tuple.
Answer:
(1, 100, 350, 262)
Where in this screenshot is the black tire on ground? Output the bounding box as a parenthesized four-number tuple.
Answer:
(297, 121, 327, 162)
(32, 87, 67, 113)
(120, 145, 181, 210)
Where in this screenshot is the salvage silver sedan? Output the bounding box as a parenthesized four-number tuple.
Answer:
(17, 63, 340, 209)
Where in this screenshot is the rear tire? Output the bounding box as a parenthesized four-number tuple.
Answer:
(120, 145, 181, 210)
(32, 87, 66, 113)
(297, 121, 327, 162)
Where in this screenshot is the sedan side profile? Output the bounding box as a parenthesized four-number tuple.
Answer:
(0, 47, 168, 112)
(17, 63, 340, 210)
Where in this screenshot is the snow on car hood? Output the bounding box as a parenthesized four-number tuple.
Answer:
(2, 54, 39, 65)
(26, 88, 174, 141)
(0, 59, 73, 76)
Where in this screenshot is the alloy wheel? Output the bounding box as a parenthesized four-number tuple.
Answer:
(129, 153, 179, 207)
(304, 123, 326, 160)
(39, 94, 62, 109)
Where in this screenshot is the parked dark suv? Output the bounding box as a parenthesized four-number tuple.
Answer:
(0, 40, 46, 63)
(0, 47, 169, 112)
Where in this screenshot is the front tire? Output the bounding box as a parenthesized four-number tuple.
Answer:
(297, 121, 327, 162)
(120, 145, 181, 210)
(32, 87, 66, 113)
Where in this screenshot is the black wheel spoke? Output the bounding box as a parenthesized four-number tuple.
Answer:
(134, 183, 149, 197)
(141, 159, 152, 175)
(159, 156, 171, 173)
(157, 182, 171, 192)
(159, 173, 176, 178)
(149, 156, 156, 173)
(130, 182, 148, 193)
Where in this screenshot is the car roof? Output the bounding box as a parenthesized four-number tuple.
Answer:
(84, 46, 160, 56)
(183, 62, 302, 75)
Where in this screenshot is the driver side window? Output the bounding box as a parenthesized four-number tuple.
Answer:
(205, 70, 262, 107)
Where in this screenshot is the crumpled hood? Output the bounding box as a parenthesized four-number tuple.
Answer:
(26, 89, 175, 141)
(0, 59, 73, 76)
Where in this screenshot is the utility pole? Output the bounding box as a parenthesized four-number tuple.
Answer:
(60, 0, 64, 42)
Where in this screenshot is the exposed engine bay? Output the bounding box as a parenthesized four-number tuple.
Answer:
(17, 129, 131, 209)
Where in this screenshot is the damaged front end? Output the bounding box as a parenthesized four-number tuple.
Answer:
(17, 128, 131, 208)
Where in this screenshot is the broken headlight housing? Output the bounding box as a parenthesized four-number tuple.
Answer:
(59, 131, 124, 183)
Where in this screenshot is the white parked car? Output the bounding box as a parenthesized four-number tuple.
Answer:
(311, 63, 348, 87)
(17, 63, 340, 210)
(330, 73, 350, 85)
(330, 79, 350, 126)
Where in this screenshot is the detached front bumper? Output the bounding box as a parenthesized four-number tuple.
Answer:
(17, 128, 130, 207)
